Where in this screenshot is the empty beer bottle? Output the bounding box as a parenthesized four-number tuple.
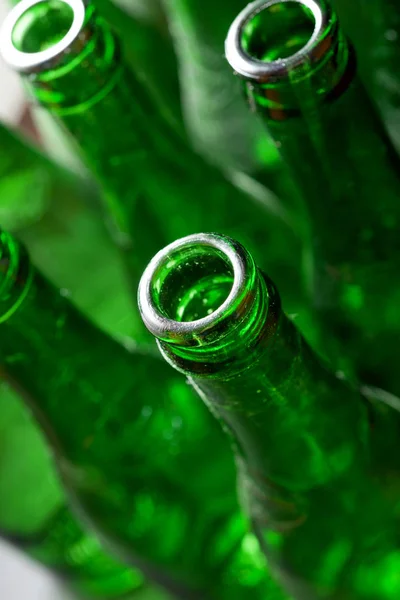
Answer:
(226, 0, 400, 393)
(0, 229, 289, 600)
(0, 0, 306, 318)
(33, 0, 181, 176)
(0, 381, 153, 600)
(139, 232, 400, 600)
(8, 0, 182, 175)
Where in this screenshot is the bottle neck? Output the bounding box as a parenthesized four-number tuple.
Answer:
(226, 0, 348, 116)
(0, 234, 261, 598)
(0, 0, 120, 112)
(139, 233, 369, 500)
(226, 0, 400, 261)
(0, 0, 186, 257)
(139, 233, 278, 377)
(4, 0, 182, 151)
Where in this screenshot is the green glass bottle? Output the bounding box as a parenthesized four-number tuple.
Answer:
(0, 122, 73, 233)
(139, 232, 400, 600)
(0, 126, 159, 599)
(8, 0, 182, 177)
(225, 0, 400, 392)
(160, 0, 280, 173)
(0, 229, 289, 600)
(0, 0, 306, 318)
(0, 381, 156, 600)
(93, 0, 182, 129)
(0, 121, 140, 340)
(160, 0, 307, 227)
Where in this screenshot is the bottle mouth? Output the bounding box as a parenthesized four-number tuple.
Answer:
(225, 0, 330, 83)
(138, 233, 257, 347)
(0, 0, 85, 73)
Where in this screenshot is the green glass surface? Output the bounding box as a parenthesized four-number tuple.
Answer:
(0, 229, 289, 600)
(160, 0, 279, 171)
(0, 382, 151, 600)
(327, 0, 400, 150)
(226, 0, 400, 393)
(90, 0, 182, 129)
(114, 0, 164, 24)
(0, 122, 143, 340)
(0, 126, 163, 598)
(139, 232, 400, 600)
(16, 170, 139, 342)
(161, 0, 307, 227)
(0, 123, 59, 232)
(3, 0, 307, 319)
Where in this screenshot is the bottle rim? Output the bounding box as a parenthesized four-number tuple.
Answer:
(0, 0, 85, 73)
(138, 233, 254, 347)
(225, 0, 328, 83)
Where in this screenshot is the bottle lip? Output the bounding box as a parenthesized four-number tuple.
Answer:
(225, 0, 328, 83)
(0, 0, 85, 74)
(138, 233, 253, 347)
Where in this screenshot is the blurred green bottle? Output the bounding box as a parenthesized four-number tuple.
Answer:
(160, 0, 306, 224)
(7, 0, 182, 177)
(225, 0, 400, 392)
(0, 123, 161, 599)
(0, 0, 306, 318)
(0, 122, 68, 232)
(0, 121, 140, 340)
(93, 0, 182, 129)
(139, 232, 400, 600)
(327, 0, 400, 150)
(0, 229, 290, 600)
(0, 383, 153, 600)
(160, 0, 278, 172)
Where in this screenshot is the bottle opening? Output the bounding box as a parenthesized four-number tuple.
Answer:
(138, 233, 256, 347)
(11, 0, 74, 54)
(225, 0, 327, 83)
(0, 0, 85, 73)
(241, 1, 316, 62)
(154, 246, 234, 324)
